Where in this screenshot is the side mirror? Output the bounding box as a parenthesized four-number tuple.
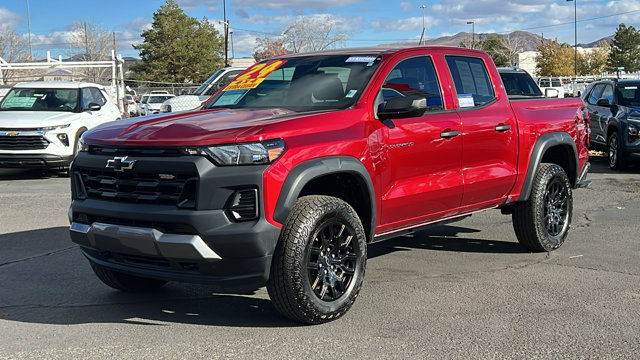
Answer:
(545, 88, 559, 98)
(378, 95, 427, 120)
(85, 103, 101, 111)
(596, 98, 611, 107)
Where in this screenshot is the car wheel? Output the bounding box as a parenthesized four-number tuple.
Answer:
(89, 260, 167, 292)
(512, 163, 573, 252)
(267, 195, 367, 324)
(608, 132, 626, 170)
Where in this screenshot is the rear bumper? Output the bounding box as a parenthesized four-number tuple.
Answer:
(0, 153, 74, 168)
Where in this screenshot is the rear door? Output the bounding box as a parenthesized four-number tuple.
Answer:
(445, 55, 518, 208)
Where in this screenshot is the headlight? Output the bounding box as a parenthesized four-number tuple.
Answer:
(187, 139, 285, 165)
(77, 137, 89, 152)
(40, 124, 71, 131)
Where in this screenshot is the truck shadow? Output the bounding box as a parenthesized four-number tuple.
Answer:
(0, 168, 67, 180)
(588, 153, 640, 174)
(0, 223, 524, 328)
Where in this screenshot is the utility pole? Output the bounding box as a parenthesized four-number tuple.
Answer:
(26, 0, 33, 59)
(223, 0, 229, 67)
(419, 4, 426, 46)
(567, 0, 578, 76)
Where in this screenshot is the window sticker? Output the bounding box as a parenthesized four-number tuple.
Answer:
(3, 97, 37, 108)
(223, 60, 287, 91)
(346, 89, 358, 98)
(458, 94, 474, 108)
(346, 56, 377, 63)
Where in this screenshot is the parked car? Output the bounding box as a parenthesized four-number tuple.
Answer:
(160, 66, 247, 113)
(0, 81, 121, 170)
(537, 77, 565, 98)
(497, 67, 543, 97)
(125, 94, 138, 116)
(583, 79, 640, 170)
(70, 47, 590, 324)
(139, 93, 175, 116)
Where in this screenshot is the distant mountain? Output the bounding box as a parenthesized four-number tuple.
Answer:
(382, 31, 611, 51)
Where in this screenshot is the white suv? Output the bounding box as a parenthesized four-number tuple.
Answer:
(160, 66, 247, 113)
(0, 81, 121, 170)
(537, 77, 565, 98)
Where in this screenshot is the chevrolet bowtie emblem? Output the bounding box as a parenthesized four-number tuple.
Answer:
(106, 156, 136, 172)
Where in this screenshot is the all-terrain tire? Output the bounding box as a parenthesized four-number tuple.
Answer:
(267, 195, 367, 324)
(512, 163, 573, 252)
(608, 132, 626, 171)
(89, 260, 167, 292)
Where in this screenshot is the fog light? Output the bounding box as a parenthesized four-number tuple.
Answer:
(227, 189, 258, 221)
(57, 133, 69, 146)
(628, 125, 638, 137)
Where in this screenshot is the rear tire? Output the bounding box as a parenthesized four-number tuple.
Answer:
(89, 260, 167, 292)
(512, 163, 573, 252)
(267, 195, 367, 324)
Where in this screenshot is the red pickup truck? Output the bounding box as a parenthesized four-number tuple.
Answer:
(69, 47, 590, 324)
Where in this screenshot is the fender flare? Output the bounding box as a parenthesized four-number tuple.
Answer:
(518, 132, 578, 202)
(273, 156, 376, 240)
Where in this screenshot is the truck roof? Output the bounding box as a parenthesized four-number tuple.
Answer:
(271, 46, 488, 59)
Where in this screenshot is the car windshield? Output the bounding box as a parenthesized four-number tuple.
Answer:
(500, 72, 543, 97)
(616, 83, 640, 107)
(192, 69, 226, 96)
(205, 54, 382, 112)
(148, 95, 173, 103)
(0, 88, 79, 112)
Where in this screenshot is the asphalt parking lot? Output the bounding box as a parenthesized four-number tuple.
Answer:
(0, 154, 638, 359)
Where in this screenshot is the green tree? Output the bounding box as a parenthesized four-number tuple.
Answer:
(131, 0, 225, 83)
(535, 38, 576, 76)
(581, 40, 610, 75)
(607, 23, 640, 72)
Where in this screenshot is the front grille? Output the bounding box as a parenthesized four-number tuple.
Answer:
(0, 135, 49, 150)
(75, 168, 198, 206)
(89, 145, 183, 156)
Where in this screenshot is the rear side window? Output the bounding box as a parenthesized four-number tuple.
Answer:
(445, 56, 495, 107)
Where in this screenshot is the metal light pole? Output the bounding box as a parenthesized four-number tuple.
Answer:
(223, 0, 229, 66)
(567, 0, 577, 76)
(419, 4, 426, 46)
(467, 21, 475, 48)
(26, 0, 33, 59)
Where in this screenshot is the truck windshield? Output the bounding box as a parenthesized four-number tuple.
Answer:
(0, 88, 79, 112)
(616, 83, 640, 107)
(205, 54, 382, 112)
(192, 69, 226, 96)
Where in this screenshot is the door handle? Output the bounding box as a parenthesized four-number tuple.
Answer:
(440, 130, 459, 138)
(494, 124, 511, 132)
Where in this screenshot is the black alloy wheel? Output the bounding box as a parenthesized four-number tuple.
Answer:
(306, 220, 357, 302)
(543, 178, 570, 237)
(608, 132, 624, 170)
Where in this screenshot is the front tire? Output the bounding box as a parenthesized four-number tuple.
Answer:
(89, 260, 167, 292)
(608, 132, 626, 170)
(512, 163, 573, 252)
(267, 195, 367, 324)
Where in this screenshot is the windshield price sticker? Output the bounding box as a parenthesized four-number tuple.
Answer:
(346, 56, 377, 63)
(223, 60, 287, 91)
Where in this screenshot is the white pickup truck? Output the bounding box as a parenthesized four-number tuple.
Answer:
(159, 66, 247, 113)
(0, 81, 121, 170)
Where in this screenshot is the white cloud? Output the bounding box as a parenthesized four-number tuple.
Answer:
(0, 8, 22, 29)
(400, 2, 414, 13)
(174, 0, 366, 11)
(371, 16, 440, 32)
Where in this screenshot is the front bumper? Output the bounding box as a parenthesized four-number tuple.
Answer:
(0, 153, 74, 168)
(69, 150, 281, 286)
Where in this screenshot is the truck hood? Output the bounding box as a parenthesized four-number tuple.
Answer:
(0, 111, 80, 128)
(83, 108, 319, 146)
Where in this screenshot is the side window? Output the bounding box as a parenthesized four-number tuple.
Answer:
(539, 79, 551, 87)
(81, 88, 106, 108)
(587, 84, 605, 105)
(445, 56, 495, 107)
(601, 85, 614, 104)
(380, 56, 443, 110)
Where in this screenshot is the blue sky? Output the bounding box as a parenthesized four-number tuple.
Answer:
(1, 0, 639, 59)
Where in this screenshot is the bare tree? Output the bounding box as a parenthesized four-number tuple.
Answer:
(0, 27, 30, 83)
(253, 36, 288, 62)
(282, 15, 351, 53)
(66, 20, 113, 82)
(492, 34, 523, 67)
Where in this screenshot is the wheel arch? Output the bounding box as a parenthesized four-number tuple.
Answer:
(273, 156, 376, 242)
(518, 132, 578, 202)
